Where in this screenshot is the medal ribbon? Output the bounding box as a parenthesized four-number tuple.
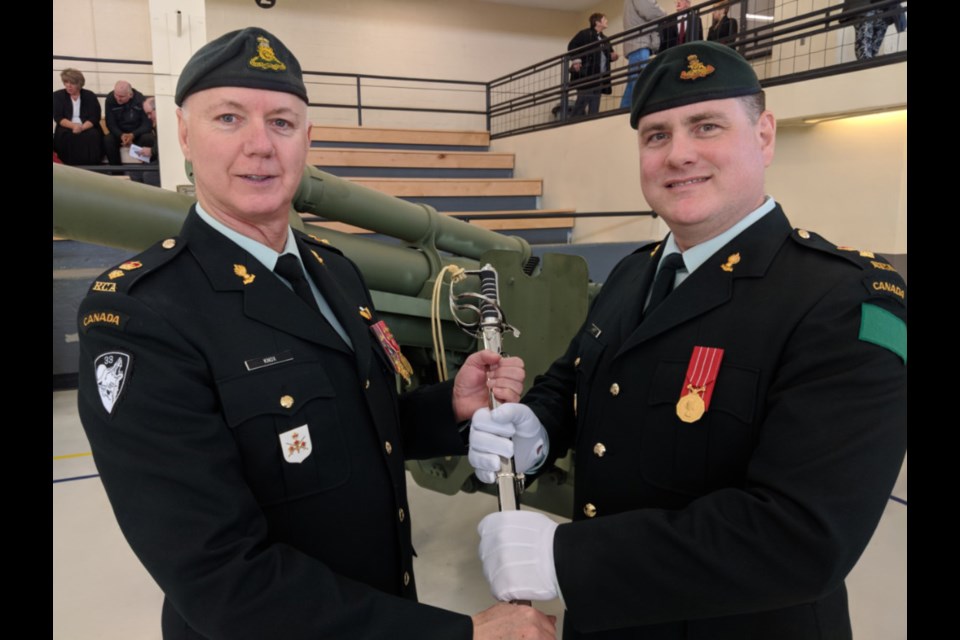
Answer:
(680, 346, 724, 411)
(369, 320, 413, 384)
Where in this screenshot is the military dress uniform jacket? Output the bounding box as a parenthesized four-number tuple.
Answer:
(523, 205, 907, 639)
(77, 209, 474, 639)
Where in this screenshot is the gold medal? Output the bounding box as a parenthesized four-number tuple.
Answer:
(676, 385, 706, 423)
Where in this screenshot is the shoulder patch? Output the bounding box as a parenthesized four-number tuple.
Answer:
(863, 272, 907, 306)
(94, 351, 133, 414)
(790, 229, 903, 275)
(299, 231, 345, 257)
(859, 303, 906, 364)
(630, 240, 662, 257)
(81, 310, 129, 333)
(87, 237, 186, 296)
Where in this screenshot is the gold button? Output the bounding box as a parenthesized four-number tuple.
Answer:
(609, 383, 620, 396)
(798, 229, 810, 239)
(593, 442, 606, 457)
(399, 507, 405, 522)
(385, 441, 393, 455)
(574, 356, 581, 367)
(583, 503, 597, 518)
(280, 395, 294, 409)
(403, 571, 411, 586)
(364, 379, 371, 389)
(162, 238, 176, 249)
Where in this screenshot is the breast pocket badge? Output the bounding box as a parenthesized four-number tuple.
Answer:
(279, 425, 312, 464)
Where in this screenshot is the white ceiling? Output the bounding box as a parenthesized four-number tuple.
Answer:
(475, 0, 600, 12)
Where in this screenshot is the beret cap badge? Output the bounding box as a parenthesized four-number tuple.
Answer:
(249, 35, 287, 72)
(679, 54, 715, 81)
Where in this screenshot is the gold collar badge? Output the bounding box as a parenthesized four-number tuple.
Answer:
(359, 307, 373, 321)
(119, 261, 142, 271)
(680, 55, 715, 81)
(249, 36, 287, 71)
(108, 269, 125, 280)
(311, 250, 325, 266)
(233, 264, 256, 285)
(721, 253, 741, 272)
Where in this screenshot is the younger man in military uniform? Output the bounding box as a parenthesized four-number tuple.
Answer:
(470, 41, 906, 639)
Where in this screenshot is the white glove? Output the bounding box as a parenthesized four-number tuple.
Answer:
(478, 511, 560, 602)
(468, 403, 549, 484)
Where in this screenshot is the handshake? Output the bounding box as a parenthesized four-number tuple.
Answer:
(469, 404, 563, 604)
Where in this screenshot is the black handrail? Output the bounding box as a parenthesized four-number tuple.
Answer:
(52, 0, 906, 137)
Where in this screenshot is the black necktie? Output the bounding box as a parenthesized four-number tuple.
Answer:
(645, 253, 685, 317)
(274, 254, 321, 314)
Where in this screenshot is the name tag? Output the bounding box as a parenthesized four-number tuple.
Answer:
(244, 350, 294, 372)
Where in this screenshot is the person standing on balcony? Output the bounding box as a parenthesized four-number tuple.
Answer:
(568, 13, 620, 117)
(620, 0, 667, 109)
(659, 0, 704, 52)
(707, 2, 739, 44)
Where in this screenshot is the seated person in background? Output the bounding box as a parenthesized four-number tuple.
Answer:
(707, 3, 739, 44)
(103, 80, 151, 166)
(138, 96, 158, 163)
(52, 68, 103, 166)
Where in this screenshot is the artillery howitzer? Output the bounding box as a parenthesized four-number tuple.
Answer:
(53, 162, 589, 516)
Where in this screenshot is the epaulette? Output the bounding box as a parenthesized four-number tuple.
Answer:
(86, 235, 186, 296)
(790, 228, 906, 308)
(629, 239, 664, 257)
(299, 231, 345, 257)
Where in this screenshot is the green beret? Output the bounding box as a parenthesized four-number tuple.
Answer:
(630, 41, 761, 129)
(175, 27, 308, 106)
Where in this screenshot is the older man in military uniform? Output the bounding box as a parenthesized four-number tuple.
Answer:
(470, 41, 906, 639)
(78, 27, 555, 640)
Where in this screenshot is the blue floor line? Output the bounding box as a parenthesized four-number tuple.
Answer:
(889, 495, 907, 506)
(53, 473, 100, 484)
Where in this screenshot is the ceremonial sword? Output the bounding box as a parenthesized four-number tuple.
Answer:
(450, 264, 523, 511)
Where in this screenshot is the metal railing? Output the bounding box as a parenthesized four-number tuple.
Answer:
(53, 1, 906, 138)
(488, 0, 907, 138)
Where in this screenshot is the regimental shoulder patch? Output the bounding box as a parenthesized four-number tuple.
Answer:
(791, 229, 903, 278)
(860, 303, 907, 363)
(94, 351, 131, 414)
(88, 237, 185, 296)
(81, 310, 128, 333)
(863, 273, 907, 306)
(279, 425, 312, 463)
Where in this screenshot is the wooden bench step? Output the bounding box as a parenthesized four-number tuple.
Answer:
(311, 126, 489, 148)
(346, 177, 541, 198)
(308, 148, 514, 170)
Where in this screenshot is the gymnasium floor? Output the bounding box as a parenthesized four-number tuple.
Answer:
(53, 388, 906, 639)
